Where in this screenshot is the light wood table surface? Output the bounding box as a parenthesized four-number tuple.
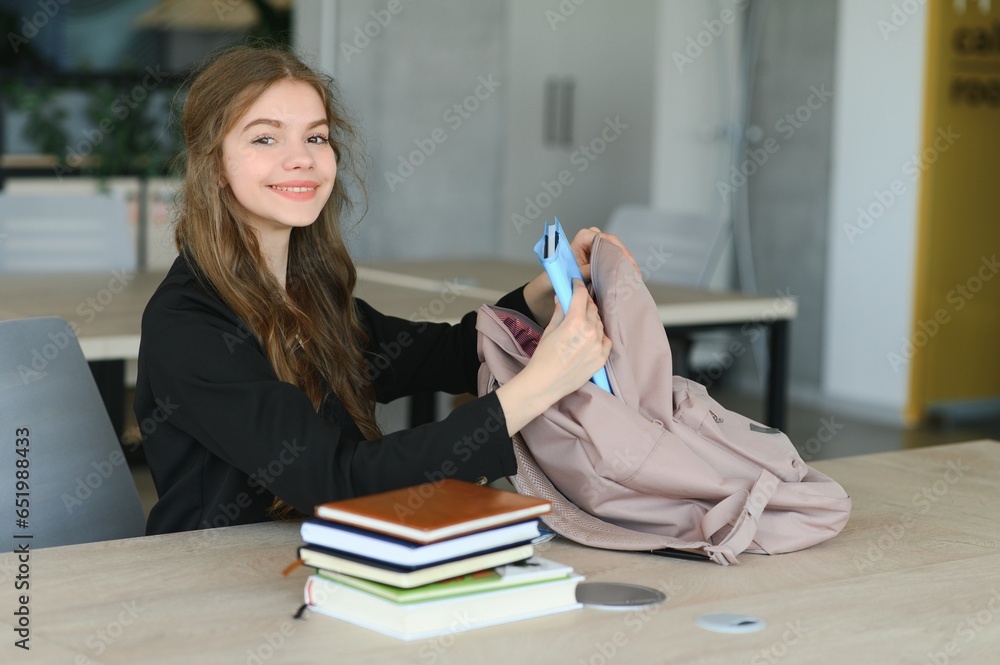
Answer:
(2, 440, 996, 664)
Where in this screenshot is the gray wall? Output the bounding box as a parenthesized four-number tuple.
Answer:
(332, 0, 507, 260)
(331, 0, 838, 399)
(498, 0, 656, 258)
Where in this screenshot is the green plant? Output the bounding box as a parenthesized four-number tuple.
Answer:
(2, 79, 70, 169)
(79, 82, 174, 180)
(2, 76, 180, 184)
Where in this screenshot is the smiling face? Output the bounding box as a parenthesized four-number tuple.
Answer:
(221, 79, 336, 242)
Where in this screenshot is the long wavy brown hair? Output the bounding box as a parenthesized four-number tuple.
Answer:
(175, 45, 381, 518)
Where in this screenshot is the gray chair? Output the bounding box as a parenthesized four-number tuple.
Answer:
(606, 206, 729, 377)
(0, 317, 145, 550)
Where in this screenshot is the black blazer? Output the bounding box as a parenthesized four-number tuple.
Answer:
(135, 255, 531, 535)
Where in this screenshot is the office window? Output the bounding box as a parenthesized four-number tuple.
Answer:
(1, 0, 291, 174)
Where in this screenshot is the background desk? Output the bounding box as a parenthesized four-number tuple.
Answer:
(3, 440, 996, 664)
(0, 271, 493, 437)
(0, 261, 796, 433)
(0, 271, 159, 440)
(361, 259, 797, 429)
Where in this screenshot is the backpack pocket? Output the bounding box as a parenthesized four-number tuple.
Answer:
(671, 377, 806, 484)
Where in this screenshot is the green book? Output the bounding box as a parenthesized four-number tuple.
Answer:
(316, 556, 573, 604)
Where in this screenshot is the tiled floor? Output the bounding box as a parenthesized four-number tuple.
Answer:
(128, 387, 1000, 519)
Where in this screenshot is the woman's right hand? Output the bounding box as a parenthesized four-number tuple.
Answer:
(495, 279, 611, 435)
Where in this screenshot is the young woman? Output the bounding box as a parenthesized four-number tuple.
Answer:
(135, 46, 630, 535)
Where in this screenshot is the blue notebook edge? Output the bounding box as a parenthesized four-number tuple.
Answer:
(298, 540, 536, 573)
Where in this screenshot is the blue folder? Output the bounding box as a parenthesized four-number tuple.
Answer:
(533, 218, 612, 394)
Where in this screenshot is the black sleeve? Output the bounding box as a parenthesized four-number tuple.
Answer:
(359, 285, 536, 402)
(140, 283, 519, 513)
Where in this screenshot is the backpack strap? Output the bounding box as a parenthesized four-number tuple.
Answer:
(702, 469, 780, 565)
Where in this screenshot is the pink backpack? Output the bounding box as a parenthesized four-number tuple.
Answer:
(476, 238, 851, 565)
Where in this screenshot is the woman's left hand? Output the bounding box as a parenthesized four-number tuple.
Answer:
(569, 227, 639, 282)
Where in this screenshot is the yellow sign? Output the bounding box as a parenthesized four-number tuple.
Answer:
(907, 0, 1000, 423)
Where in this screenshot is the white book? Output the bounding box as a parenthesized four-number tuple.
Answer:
(300, 518, 540, 567)
(304, 571, 583, 641)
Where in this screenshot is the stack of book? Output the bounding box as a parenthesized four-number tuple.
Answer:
(296, 479, 583, 640)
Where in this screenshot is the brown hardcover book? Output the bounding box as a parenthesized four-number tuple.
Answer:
(314, 479, 551, 544)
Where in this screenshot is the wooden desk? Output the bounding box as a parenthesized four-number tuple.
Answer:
(0, 260, 796, 431)
(3, 440, 995, 664)
(362, 259, 798, 429)
(0, 268, 498, 359)
(0, 270, 493, 436)
(0, 271, 161, 438)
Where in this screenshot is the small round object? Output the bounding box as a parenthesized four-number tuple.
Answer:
(695, 612, 766, 634)
(575, 582, 666, 609)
